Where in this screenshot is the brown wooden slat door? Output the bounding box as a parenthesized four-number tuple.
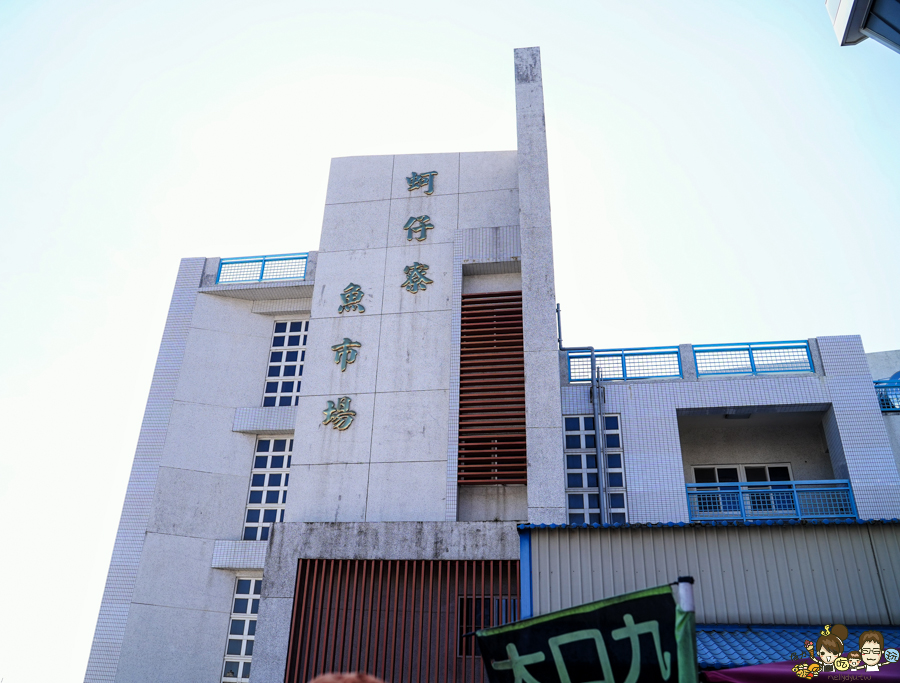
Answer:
(285, 559, 520, 683)
(458, 291, 526, 485)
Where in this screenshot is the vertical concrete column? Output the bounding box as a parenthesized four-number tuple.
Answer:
(515, 47, 566, 523)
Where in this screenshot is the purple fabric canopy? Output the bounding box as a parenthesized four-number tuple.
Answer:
(702, 659, 900, 682)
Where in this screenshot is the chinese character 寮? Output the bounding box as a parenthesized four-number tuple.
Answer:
(403, 215, 434, 242)
(338, 283, 365, 313)
(331, 338, 361, 372)
(406, 171, 438, 195)
(401, 262, 433, 293)
(323, 396, 356, 430)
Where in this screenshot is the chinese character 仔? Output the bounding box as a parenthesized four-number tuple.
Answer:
(403, 215, 434, 241)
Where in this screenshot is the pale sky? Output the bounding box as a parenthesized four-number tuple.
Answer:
(1, 1, 898, 681)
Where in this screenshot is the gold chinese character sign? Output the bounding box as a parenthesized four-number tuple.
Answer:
(401, 262, 433, 293)
(331, 338, 360, 372)
(338, 283, 365, 313)
(403, 215, 433, 242)
(406, 171, 437, 195)
(323, 396, 355, 430)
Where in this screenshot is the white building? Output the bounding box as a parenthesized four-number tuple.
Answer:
(85, 47, 900, 683)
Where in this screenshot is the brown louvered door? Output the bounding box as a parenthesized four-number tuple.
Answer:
(284, 559, 520, 683)
(458, 291, 526, 485)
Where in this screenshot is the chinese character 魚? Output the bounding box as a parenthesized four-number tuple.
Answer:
(403, 215, 434, 242)
(406, 171, 438, 195)
(338, 283, 365, 313)
(323, 396, 356, 430)
(332, 338, 361, 372)
(401, 262, 433, 293)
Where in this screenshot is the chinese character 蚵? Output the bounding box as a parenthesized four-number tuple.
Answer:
(323, 396, 356, 430)
(401, 262, 433, 293)
(338, 283, 365, 313)
(332, 338, 361, 372)
(406, 171, 438, 195)
(403, 215, 434, 242)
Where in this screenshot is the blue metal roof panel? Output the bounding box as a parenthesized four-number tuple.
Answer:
(517, 519, 900, 530)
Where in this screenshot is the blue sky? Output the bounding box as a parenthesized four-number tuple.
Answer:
(1, 1, 898, 681)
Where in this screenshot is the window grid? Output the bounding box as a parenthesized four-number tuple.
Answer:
(222, 578, 261, 682)
(263, 320, 309, 407)
(244, 438, 292, 541)
(564, 416, 601, 524)
(604, 414, 627, 524)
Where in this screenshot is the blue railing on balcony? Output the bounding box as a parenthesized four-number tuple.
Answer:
(216, 252, 308, 284)
(875, 380, 900, 412)
(693, 340, 813, 377)
(686, 480, 856, 521)
(567, 347, 682, 382)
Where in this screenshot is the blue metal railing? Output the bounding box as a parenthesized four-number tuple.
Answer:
(216, 252, 308, 284)
(567, 347, 682, 382)
(875, 380, 900, 412)
(686, 480, 856, 521)
(693, 340, 813, 377)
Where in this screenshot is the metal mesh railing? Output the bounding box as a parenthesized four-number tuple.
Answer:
(693, 341, 813, 376)
(686, 480, 856, 521)
(875, 381, 900, 412)
(216, 253, 308, 284)
(567, 347, 682, 382)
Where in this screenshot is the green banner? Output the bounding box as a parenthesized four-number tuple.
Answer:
(475, 584, 698, 683)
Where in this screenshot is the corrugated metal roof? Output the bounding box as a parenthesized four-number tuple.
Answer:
(518, 518, 900, 530)
(698, 625, 900, 669)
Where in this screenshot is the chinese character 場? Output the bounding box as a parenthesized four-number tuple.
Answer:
(323, 396, 356, 430)
(338, 283, 365, 313)
(331, 338, 361, 372)
(403, 215, 434, 242)
(406, 171, 438, 195)
(401, 262, 433, 293)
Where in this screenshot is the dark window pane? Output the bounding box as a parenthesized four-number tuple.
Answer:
(242, 662, 252, 678)
(584, 434, 596, 448)
(251, 599, 259, 614)
(586, 473, 598, 488)
(249, 491, 263, 504)
(260, 526, 269, 541)
(718, 468, 740, 483)
(304, 321, 309, 331)
(285, 474, 289, 485)
(275, 322, 287, 333)
(246, 509, 260, 523)
(224, 662, 240, 678)
(564, 417, 580, 431)
(297, 365, 303, 376)
(255, 456, 268, 468)
(295, 395, 300, 405)
(610, 493, 625, 508)
(244, 640, 254, 656)
(227, 638, 243, 655)
(234, 598, 249, 613)
(273, 439, 286, 452)
(605, 434, 621, 448)
(566, 454, 581, 469)
(230, 619, 245, 635)
(286, 350, 298, 361)
(694, 468, 716, 484)
(243, 527, 257, 541)
(251, 474, 265, 486)
(272, 336, 285, 347)
(263, 396, 276, 407)
(608, 473, 624, 488)
(565, 435, 581, 449)
(237, 579, 251, 594)
(266, 491, 280, 504)
(290, 321, 303, 332)
(589, 513, 600, 524)
(610, 512, 626, 524)
(279, 396, 292, 406)
(567, 473, 583, 488)
(288, 335, 301, 346)
(568, 494, 584, 509)
(606, 453, 621, 469)
(280, 510, 285, 522)
(248, 620, 256, 636)
(270, 455, 284, 468)
(588, 494, 600, 508)
(745, 467, 768, 482)
(586, 454, 597, 469)
(569, 513, 585, 524)
(270, 352, 283, 362)
(257, 440, 270, 453)
(281, 381, 294, 392)
(265, 382, 278, 393)
(768, 466, 790, 481)
(282, 491, 288, 503)
(583, 417, 595, 431)
(604, 416, 619, 430)
(287, 455, 292, 467)
(253, 580, 261, 595)
(303, 335, 307, 345)
(300, 350, 306, 362)
(267, 366, 281, 377)
(282, 365, 296, 377)
(262, 509, 277, 523)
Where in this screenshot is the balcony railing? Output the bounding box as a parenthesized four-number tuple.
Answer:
(875, 380, 900, 412)
(216, 252, 308, 284)
(567, 347, 682, 382)
(693, 340, 813, 377)
(686, 480, 857, 521)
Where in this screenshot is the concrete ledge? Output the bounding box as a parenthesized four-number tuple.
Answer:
(250, 297, 312, 315)
(211, 540, 267, 569)
(199, 280, 314, 301)
(232, 406, 297, 434)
